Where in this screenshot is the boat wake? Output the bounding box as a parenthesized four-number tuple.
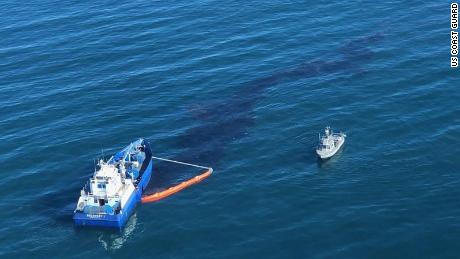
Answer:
(98, 213, 138, 251)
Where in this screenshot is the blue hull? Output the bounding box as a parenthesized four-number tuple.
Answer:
(73, 158, 153, 229)
(136, 159, 153, 201)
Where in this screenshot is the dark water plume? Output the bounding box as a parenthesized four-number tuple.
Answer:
(147, 33, 384, 191)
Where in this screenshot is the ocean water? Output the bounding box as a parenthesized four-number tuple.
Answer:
(0, 0, 458, 258)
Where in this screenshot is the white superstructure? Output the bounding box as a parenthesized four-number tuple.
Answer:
(75, 160, 136, 215)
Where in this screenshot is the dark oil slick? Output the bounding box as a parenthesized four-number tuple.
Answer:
(148, 33, 383, 192)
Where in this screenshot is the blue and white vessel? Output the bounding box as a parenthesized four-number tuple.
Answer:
(73, 139, 153, 228)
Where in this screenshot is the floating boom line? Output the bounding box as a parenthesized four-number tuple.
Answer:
(150, 156, 210, 169)
(141, 156, 213, 204)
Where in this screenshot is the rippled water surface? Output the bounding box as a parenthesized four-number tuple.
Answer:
(0, 0, 458, 258)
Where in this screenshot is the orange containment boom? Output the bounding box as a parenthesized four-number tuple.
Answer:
(141, 168, 213, 204)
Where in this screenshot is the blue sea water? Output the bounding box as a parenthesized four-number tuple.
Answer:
(0, 0, 459, 258)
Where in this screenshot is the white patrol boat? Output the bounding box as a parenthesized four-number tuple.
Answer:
(316, 127, 346, 159)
